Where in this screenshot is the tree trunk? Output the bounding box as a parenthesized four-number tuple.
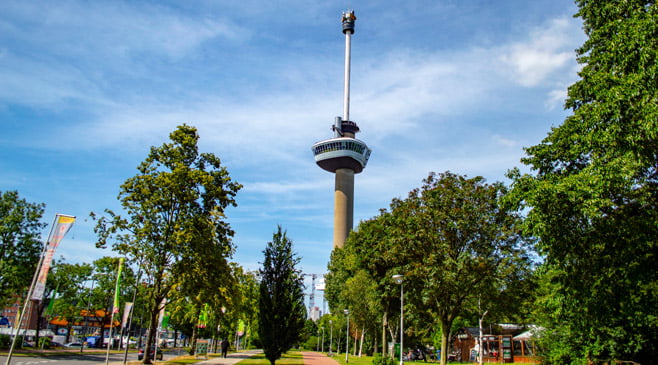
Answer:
(190, 325, 198, 355)
(34, 300, 44, 347)
(144, 307, 159, 364)
(440, 321, 450, 365)
(478, 310, 488, 365)
(381, 312, 387, 357)
(66, 323, 73, 343)
(358, 327, 365, 356)
(387, 321, 396, 351)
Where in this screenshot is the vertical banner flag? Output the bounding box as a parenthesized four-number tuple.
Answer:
(158, 298, 167, 328)
(13, 308, 21, 328)
(46, 284, 59, 317)
(32, 214, 76, 300)
(112, 258, 124, 314)
(197, 303, 209, 328)
(161, 312, 170, 329)
(121, 302, 134, 327)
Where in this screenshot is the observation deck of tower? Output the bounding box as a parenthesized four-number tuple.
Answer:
(311, 10, 371, 249)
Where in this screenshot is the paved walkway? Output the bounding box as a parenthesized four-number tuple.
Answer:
(192, 350, 340, 365)
(106, 349, 338, 365)
(300, 351, 341, 365)
(195, 349, 264, 364)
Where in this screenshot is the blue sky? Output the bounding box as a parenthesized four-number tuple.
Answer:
(1, 0, 584, 311)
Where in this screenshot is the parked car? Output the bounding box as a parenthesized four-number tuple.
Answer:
(138, 346, 163, 360)
(63, 342, 83, 348)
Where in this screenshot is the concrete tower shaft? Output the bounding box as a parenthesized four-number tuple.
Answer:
(311, 9, 370, 249)
(334, 168, 354, 248)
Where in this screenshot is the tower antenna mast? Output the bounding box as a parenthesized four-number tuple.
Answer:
(311, 10, 371, 249)
(342, 10, 356, 122)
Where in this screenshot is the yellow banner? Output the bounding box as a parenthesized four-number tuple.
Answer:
(32, 214, 75, 300)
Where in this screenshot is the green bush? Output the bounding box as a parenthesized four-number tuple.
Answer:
(38, 337, 52, 349)
(0, 334, 10, 349)
(372, 354, 396, 365)
(303, 335, 319, 350)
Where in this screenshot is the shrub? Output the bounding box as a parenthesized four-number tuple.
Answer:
(303, 335, 319, 351)
(0, 335, 10, 349)
(373, 354, 396, 365)
(38, 337, 52, 349)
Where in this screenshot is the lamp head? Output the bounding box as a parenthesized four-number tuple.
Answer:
(344, 309, 349, 315)
(392, 274, 404, 284)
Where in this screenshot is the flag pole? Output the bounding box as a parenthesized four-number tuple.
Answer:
(5, 235, 48, 365)
(105, 258, 124, 365)
(3, 216, 54, 365)
(123, 267, 142, 364)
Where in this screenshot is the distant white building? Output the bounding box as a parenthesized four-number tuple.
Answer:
(310, 306, 321, 321)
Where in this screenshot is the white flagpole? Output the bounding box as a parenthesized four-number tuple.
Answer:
(3, 217, 53, 365)
(104, 310, 117, 364)
(105, 258, 123, 365)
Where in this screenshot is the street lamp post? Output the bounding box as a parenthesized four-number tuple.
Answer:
(344, 309, 350, 363)
(329, 320, 333, 356)
(392, 275, 404, 365)
(321, 326, 325, 353)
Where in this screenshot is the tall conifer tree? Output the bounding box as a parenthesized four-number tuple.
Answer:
(258, 226, 306, 365)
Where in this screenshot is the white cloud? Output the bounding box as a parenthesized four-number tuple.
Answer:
(0, 1, 247, 110)
(546, 88, 568, 110)
(493, 134, 518, 148)
(499, 17, 581, 87)
(15, 1, 244, 59)
(1, 0, 586, 278)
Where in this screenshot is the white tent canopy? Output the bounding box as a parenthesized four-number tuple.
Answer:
(0, 328, 55, 337)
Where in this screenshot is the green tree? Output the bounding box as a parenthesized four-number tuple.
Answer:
(329, 172, 532, 365)
(48, 260, 93, 342)
(326, 212, 402, 357)
(393, 173, 530, 365)
(87, 257, 137, 342)
(232, 265, 260, 349)
(0, 190, 46, 309)
(166, 225, 238, 354)
(507, 1, 658, 364)
(326, 246, 383, 356)
(92, 124, 241, 363)
(258, 226, 306, 365)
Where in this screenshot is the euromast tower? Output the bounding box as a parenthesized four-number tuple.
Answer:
(311, 10, 371, 249)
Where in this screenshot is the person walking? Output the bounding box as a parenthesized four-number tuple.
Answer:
(221, 338, 229, 358)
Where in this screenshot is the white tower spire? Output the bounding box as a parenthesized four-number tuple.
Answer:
(311, 10, 371, 249)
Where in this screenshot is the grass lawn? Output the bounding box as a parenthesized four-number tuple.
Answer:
(328, 353, 375, 365)
(328, 352, 535, 365)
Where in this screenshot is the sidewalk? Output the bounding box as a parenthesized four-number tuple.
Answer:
(104, 349, 262, 365)
(195, 349, 263, 364)
(300, 351, 341, 365)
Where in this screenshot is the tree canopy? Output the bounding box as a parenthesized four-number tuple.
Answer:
(507, 1, 658, 363)
(327, 172, 533, 365)
(0, 190, 45, 309)
(92, 124, 241, 363)
(258, 226, 306, 365)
